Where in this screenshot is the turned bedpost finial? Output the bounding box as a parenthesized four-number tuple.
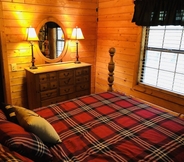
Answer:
(107, 47, 115, 92)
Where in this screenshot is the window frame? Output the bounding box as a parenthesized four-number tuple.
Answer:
(136, 26, 184, 98)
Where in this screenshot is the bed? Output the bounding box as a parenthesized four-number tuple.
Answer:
(0, 48, 184, 162)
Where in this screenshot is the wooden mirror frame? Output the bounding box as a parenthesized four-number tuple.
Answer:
(36, 17, 68, 63)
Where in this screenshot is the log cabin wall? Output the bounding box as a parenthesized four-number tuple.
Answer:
(0, 0, 98, 108)
(96, 0, 184, 114)
(0, 2, 4, 103)
(0, 0, 184, 114)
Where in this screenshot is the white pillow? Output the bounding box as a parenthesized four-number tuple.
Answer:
(13, 106, 61, 144)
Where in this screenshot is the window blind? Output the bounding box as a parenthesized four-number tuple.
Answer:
(140, 26, 184, 95)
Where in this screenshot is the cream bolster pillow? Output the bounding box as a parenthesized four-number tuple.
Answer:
(13, 106, 61, 144)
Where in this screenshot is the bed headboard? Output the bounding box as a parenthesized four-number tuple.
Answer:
(107, 47, 115, 92)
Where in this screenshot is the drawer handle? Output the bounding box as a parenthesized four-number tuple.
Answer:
(64, 89, 70, 93)
(80, 85, 86, 89)
(46, 93, 52, 97)
(52, 84, 56, 88)
(64, 78, 70, 84)
(64, 72, 69, 77)
(51, 101, 58, 104)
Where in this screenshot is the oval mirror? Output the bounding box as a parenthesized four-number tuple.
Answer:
(36, 17, 68, 63)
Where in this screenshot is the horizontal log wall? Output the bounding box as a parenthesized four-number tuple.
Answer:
(1, 0, 184, 114)
(0, 0, 97, 108)
(96, 0, 184, 114)
(96, 0, 140, 92)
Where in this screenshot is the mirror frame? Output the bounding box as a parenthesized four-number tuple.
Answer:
(36, 17, 68, 63)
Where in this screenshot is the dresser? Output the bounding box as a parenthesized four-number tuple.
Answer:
(25, 62, 91, 109)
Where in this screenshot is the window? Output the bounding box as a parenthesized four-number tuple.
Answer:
(139, 26, 184, 95)
(56, 28, 65, 57)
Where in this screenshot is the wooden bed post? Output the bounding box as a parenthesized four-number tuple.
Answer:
(107, 47, 115, 92)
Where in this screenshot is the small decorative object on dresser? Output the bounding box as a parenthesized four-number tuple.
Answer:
(25, 62, 91, 109)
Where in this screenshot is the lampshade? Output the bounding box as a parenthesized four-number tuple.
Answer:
(71, 27, 84, 40)
(27, 27, 39, 41)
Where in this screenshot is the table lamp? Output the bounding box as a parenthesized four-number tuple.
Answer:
(71, 26, 84, 64)
(27, 27, 39, 69)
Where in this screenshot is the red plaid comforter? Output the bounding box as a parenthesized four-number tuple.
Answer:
(34, 92, 184, 162)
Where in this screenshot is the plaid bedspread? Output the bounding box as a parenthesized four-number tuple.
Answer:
(34, 92, 184, 162)
(0, 143, 33, 162)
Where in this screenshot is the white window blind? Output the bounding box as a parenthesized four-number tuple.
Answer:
(140, 26, 184, 95)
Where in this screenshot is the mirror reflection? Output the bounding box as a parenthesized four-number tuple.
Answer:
(38, 21, 65, 59)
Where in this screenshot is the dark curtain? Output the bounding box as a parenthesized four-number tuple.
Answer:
(132, 0, 184, 26)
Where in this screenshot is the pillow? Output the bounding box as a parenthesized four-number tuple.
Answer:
(0, 120, 53, 162)
(0, 109, 7, 120)
(0, 143, 33, 162)
(0, 102, 18, 123)
(14, 106, 61, 144)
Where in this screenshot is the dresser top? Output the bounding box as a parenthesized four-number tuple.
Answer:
(25, 62, 91, 74)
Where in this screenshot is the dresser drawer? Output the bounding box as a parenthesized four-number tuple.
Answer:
(59, 70, 73, 79)
(40, 81, 57, 91)
(70, 90, 89, 98)
(40, 89, 58, 100)
(76, 90, 89, 97)
(59, 78, 74, 86)
(76, 83, 89, 91)
(39, 83, 49, 91)
(50, 81, 58, 89)
(60, 86, 74, 95)
(41, 96, 67, 106)
(49, 72, 57, 81)
(75, 67, 89, 76)
(76, 75, 89, 83)
(38, 72, 57, 83)
(39, 74, 48, 83)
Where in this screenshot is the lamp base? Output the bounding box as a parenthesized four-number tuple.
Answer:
(30, 66, 37, 69)
(74, 60, 81, 64)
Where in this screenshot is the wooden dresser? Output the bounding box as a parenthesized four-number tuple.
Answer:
(25, 62, 91, 109)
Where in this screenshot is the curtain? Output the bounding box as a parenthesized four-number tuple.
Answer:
(132, 0, 184, 26)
